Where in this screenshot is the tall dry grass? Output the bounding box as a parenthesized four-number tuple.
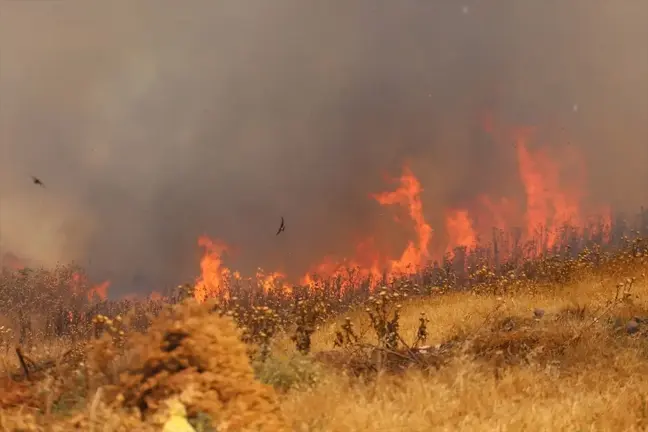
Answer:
(280, 273, 648, 431)
(0, 218, 647, 430)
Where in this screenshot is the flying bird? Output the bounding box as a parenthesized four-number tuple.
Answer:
(276, 217, 285, 236)
(31, 176, 45, 188)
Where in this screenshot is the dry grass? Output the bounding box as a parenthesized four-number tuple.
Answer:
(2, 232, 648, 430)
(0, 298, 288, 431)
(282, 355, 648, 431)
(277, 274, 648, 431)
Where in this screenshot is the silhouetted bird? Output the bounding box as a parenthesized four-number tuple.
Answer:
(31, 176, 45, 188)
(276, 217, 285, 236)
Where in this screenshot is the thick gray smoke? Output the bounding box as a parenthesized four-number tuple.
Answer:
(1, 1, 646, 295)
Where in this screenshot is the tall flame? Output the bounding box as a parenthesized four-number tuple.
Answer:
(372, 166, 433, 274)
(189, 118, 613, 302)
(194, 236, 230, 302)
(445, 209, 476, 252)
(514, 130, 583, 248)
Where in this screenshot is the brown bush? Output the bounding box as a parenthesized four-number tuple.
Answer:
(106, 298, 287, 431)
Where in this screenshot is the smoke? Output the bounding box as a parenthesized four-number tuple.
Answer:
(1, 1, 646, 294)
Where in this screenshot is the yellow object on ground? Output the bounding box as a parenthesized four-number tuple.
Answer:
(162, 399, 196, 432)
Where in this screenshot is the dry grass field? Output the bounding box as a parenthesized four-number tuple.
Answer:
(1, 237, 648, 431)
(281, 276, 648, 431)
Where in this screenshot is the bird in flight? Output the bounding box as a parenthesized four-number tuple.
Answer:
(276, 216, 285, 236)
(31, 176, 45, 188)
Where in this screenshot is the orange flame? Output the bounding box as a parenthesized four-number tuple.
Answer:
(69, 271, 109, 301)
(193, 236, 230, 302)
(445, 209, 476, 252)
(372, 166, 433, 274)
(88, 280, 109, 301)
(478, 195, 521, 231)
(69, 271, 84, 296)
(300, 238, 384, 292)
(190, 117, 613, 298)
(256, 268, 291, 294)
(514, 129, 584, 249)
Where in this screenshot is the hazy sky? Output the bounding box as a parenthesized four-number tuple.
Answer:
(1, 1, 646, 294)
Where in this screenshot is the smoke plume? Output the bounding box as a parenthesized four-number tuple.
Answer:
(1, 1, 647, 295)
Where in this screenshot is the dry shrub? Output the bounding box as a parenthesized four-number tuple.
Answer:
(0, 378, 38, 410)
(93, 298, 287, 431)
(48, 402, 153, 432)
(468, 325, 572, 367)
(0, 410, 40, 432)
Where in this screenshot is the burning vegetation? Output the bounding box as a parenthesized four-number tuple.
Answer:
(2, 1, 648, 428)
(1, 120, 647, 430)
(187, 120, 614, 302)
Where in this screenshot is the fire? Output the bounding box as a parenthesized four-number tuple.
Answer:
(256, 269, 291, 294)
(300, 239, 384, 292)
(478, 195, 520, 231)
(514, 130, 584, 248)
(299, 169, 433, 292)
(194, 236, 230, 302)
(69, 271, 83, 295)
(189, 118, 612, 301)
(88, 280, 110, 301)
(372, 166, 433, 274)
(68, 271, 109, 301)
(445, 209, 476, 252)
(301, 256, 356, 288)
